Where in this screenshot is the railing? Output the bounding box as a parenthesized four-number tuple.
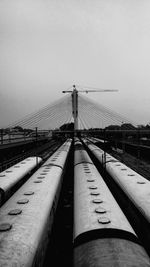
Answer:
(0, 139, 57, 172)
(0, 130, 51, 146)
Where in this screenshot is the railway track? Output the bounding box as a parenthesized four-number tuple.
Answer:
(112, 140, 150, 162)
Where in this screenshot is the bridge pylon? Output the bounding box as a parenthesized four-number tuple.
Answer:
(62, 85, 118, 133)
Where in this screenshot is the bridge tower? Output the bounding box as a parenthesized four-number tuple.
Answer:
(63, 85, 118, 132)
(72, 85, 78, 131)
(62, 85, 79, 131)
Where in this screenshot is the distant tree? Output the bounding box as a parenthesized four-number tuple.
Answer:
(145, 124, 150, 129)
(120, 123, 136, 130)
(13, 126, 24, 132)
(137, 125, 145, 129)
(60, 123, 74, 130)
(23, 128, 34, 133)
(137, 124, 150, 130)
(105, 125, 121, 130)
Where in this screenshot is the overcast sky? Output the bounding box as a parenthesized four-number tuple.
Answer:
(0, 0, 150, 127)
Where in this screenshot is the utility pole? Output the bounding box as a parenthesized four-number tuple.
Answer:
(62, 85, 118, 133)
(35, 127, 38, 166)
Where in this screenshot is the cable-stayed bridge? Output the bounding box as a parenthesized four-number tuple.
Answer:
(5, 85, 136, 131)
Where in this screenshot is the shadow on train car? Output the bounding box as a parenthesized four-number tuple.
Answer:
(43, 140, 74, 267)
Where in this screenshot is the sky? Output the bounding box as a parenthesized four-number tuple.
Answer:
(0, 0, 150, 128)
